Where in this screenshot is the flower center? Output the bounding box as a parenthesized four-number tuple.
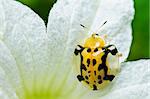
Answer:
(24, 90, 55, 99)
(22, 88, 63, 99)
(16, 80, 71, 99)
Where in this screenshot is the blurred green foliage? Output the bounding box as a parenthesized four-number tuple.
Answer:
(17, 0, 149, 61)
(128, 0, 149, 60)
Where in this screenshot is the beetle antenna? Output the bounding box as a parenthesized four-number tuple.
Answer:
(80, 24, 87, 28)
(95, 21, 107, 34)
(80, 22, 99, 35)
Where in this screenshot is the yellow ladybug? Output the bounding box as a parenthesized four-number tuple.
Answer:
(74, 24, 122, 90)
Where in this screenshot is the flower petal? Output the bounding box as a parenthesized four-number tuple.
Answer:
(101, 83, 150, 99)
(0, 66, 18, 99)
(0, 40, 25, 98)
(0, 0, 50, 95)
(47, 0, 77, 88)
(0, 0, 5, 40)
(100, 59, 150, 98)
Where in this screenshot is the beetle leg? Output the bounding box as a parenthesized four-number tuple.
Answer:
(100, 64, 115, 81)
(74, 45, 84, 55)
(103, 70, 115, 81)
(105, 44, 118, 55)
(101, 45, 116, 81)
(77, 75, 84, 82)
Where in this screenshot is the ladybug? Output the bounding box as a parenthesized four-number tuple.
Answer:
(74, 33, 122, 90)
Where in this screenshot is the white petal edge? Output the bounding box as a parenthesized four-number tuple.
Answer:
(0, 0, 50, 95)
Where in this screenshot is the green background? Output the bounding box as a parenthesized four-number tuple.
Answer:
(17, 0, 149, 61)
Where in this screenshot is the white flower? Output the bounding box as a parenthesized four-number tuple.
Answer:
(0, 0, 149, 99)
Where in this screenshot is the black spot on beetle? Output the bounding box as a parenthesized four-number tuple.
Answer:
(88, 71, 91, 73)
(87, 58, 90, 67)
(93, 59, 97, 66)
(86, 81, 89, 84)
(85, 76, 88, 80)
(94, 48, 98, 52)
(87, 48, 91, 52)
